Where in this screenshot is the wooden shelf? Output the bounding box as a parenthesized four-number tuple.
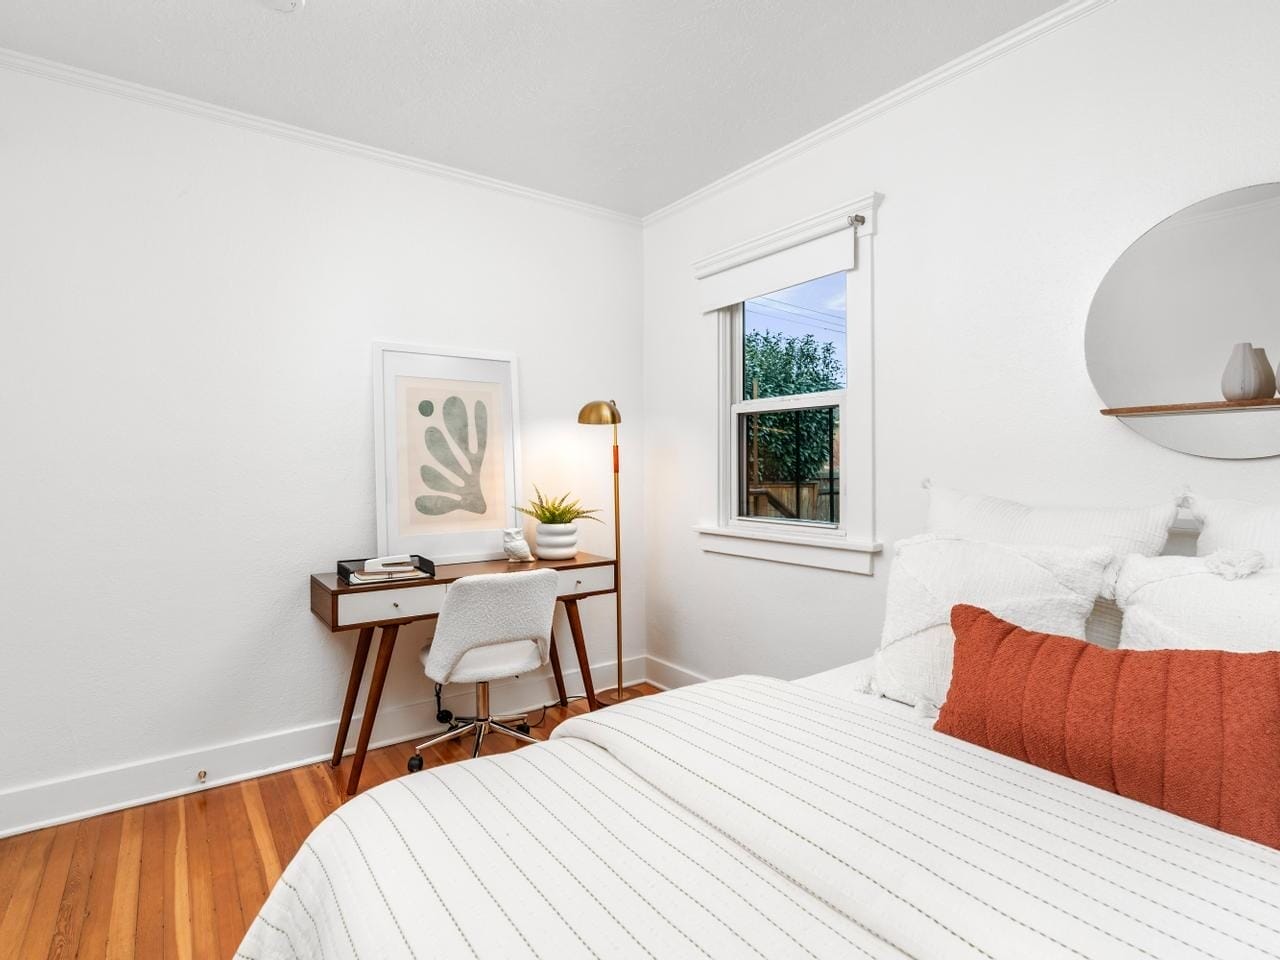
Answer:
(1100, 398, 1280, 418)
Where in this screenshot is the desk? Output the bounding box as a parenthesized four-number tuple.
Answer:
(310, 553, 616, 794)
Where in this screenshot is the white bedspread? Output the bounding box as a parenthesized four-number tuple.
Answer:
(240, 677, 1280, 959)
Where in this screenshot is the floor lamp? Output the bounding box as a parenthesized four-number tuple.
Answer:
(577, 399, 631, 704)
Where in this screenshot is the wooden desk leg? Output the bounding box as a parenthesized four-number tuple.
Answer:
(345, 624, 399, 796)
(563, 599, 600, 711)
(332, 627, 374, 767)
(547, 627, 568, 707)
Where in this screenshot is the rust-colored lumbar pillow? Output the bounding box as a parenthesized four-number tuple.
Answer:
(935, 604, 1280, 849)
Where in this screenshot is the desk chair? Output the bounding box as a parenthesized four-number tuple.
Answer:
(407, 569, 559, 771)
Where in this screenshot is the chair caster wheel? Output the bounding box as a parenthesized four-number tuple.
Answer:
(436, 709, 453, 724)
(407, 754, 424, 773)
(516, 723, 531, 735)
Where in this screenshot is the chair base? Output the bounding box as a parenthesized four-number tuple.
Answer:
(408, 681, 538, 771)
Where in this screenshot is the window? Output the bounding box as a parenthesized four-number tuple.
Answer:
(737, 274, 845, 525)
(692, 196, 880, 573)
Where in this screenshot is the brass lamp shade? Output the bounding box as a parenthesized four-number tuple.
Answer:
(577, 400, 622, 425)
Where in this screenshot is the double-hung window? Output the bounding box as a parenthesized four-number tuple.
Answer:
(735, 273, 845, 526)
(694, 197, 880, 574)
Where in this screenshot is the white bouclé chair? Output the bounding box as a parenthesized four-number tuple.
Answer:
(407, 569, 560, 770)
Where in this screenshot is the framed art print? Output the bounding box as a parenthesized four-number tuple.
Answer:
(373, 342, 521, 563)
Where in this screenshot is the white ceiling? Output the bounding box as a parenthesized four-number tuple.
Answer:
(0, 0, 1062, 216)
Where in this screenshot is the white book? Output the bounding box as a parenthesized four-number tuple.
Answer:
(348, 569, 430, 584)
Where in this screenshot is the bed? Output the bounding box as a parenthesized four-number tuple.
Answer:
(238, 673, 1280, 959)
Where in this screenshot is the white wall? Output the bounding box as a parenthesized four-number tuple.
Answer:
(640, 0, 1280, 683)
(8, 0, 1280, 837)
(0, 67, 643, 833)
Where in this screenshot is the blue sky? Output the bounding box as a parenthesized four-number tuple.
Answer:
(743, 272, 846, 354)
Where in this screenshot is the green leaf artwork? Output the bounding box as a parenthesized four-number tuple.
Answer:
(415, 395, 488, 515)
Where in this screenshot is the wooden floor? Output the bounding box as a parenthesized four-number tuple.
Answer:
(0, 685, 657, 960)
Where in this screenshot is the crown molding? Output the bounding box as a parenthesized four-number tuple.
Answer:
(1, 0, 1111, 230)
(693, 193, 881, 279)
(643, 0, 1115, 226)
(0, 47, 641, 227)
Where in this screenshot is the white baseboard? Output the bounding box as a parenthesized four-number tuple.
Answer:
(0, 654, 654, 839)
(643, 654, 710, 690)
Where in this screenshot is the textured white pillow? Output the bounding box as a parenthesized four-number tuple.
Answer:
(1115, 551, 1280, 651)
(1187, 494, 1280, 565)
(926, 484, 1178, 646)
(927, 484, 1177, 581)
(871, 534, 1111, 708)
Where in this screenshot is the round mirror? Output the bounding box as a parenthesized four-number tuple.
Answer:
(1086, 182, 1280, 459)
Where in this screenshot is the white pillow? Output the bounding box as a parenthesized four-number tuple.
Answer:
(1186, 494, 1280, 565)
(927, 484, 1178, 587)
(1115, 551, 1280, 651)
(871, 534, 1111, 708)
(926, 484, 1179, 647)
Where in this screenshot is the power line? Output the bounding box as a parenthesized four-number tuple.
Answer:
(747, 300, 846, 331)
(754, 295, 846, 321)
(745, 303, 845, 336)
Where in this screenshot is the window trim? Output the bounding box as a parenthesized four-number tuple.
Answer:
(695, 195, 881, 574)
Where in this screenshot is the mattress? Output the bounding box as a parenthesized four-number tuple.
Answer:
(793, 656, 876, 699)
(239, 676, 1280, 959)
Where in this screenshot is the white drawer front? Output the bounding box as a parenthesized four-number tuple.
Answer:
(558, 565, 614, 597)
(337, 584, 447, 626)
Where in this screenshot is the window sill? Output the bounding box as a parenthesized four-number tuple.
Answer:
(694, 523, 881, 575)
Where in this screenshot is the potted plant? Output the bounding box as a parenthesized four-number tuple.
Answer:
(516, 487, 601, 559)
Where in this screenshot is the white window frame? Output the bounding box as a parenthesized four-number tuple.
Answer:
(694, 195, 881, 574)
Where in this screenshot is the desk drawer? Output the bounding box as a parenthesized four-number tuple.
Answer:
(337, 584, 446, 626)
(558, 564, 614, 597)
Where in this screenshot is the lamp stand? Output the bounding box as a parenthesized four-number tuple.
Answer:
(597, 421, 633, 704)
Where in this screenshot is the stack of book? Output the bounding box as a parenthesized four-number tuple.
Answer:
(338, 555, 435, 584)
(348, 566, 429, 584)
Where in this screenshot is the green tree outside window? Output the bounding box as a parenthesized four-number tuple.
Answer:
(743, 330, 842, 482)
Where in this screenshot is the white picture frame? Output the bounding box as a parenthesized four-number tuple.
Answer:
(372, 342, 522, 563)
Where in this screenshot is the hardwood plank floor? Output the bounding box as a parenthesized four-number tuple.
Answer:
(0, 685, 655, 959)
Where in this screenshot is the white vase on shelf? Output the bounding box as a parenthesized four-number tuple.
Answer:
(1253, 347, 1277, 398)
(535, 522, 578, 560)
(1221, 342, 1264, 401)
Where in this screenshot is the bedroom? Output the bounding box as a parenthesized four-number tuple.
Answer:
(1, 0, 1279, 957)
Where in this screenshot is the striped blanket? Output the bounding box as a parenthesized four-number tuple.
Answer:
(239, 677, 1280, 959)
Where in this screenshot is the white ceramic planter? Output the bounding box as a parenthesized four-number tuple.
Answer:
(535, 522, 579, 560)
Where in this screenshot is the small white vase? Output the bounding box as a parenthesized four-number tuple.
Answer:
(1222, 342, 1263, 401)
(1253, 347, 1277, 399)
(535, 522, 579, 560)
